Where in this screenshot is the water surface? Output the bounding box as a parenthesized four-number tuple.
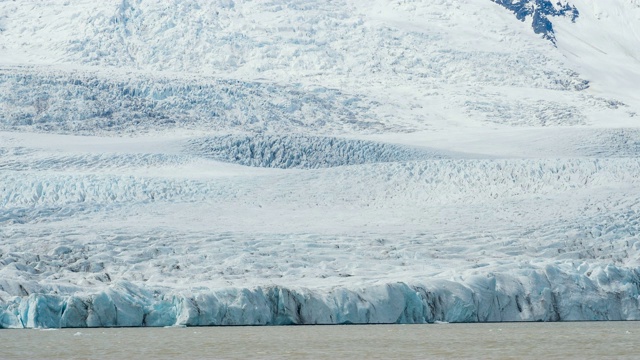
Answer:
(2, 322, 639, 359)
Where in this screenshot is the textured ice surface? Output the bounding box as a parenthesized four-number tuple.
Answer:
(2, 0, 640, 327)
(0, 69, 384, 134)
(186, 135, 445, 169)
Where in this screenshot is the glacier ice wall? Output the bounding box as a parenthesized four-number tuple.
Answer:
(1, 264, 639, 328)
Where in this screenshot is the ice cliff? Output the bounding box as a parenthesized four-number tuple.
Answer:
(2, 263, 640, 328)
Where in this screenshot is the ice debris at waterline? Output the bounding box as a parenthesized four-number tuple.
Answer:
(2, 264, 640, 328)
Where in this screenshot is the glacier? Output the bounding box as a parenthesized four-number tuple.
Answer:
(1, 0, 640, 328)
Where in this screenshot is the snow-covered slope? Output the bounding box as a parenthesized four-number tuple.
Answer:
(1, 0, 640, 327)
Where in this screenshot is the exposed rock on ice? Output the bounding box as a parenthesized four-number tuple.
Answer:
(491, 0, 579, 43)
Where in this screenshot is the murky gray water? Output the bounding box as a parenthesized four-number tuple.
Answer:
(2, 322, 639, 359)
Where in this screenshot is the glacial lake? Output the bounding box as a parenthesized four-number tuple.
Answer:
(2, 322, 639, 359)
